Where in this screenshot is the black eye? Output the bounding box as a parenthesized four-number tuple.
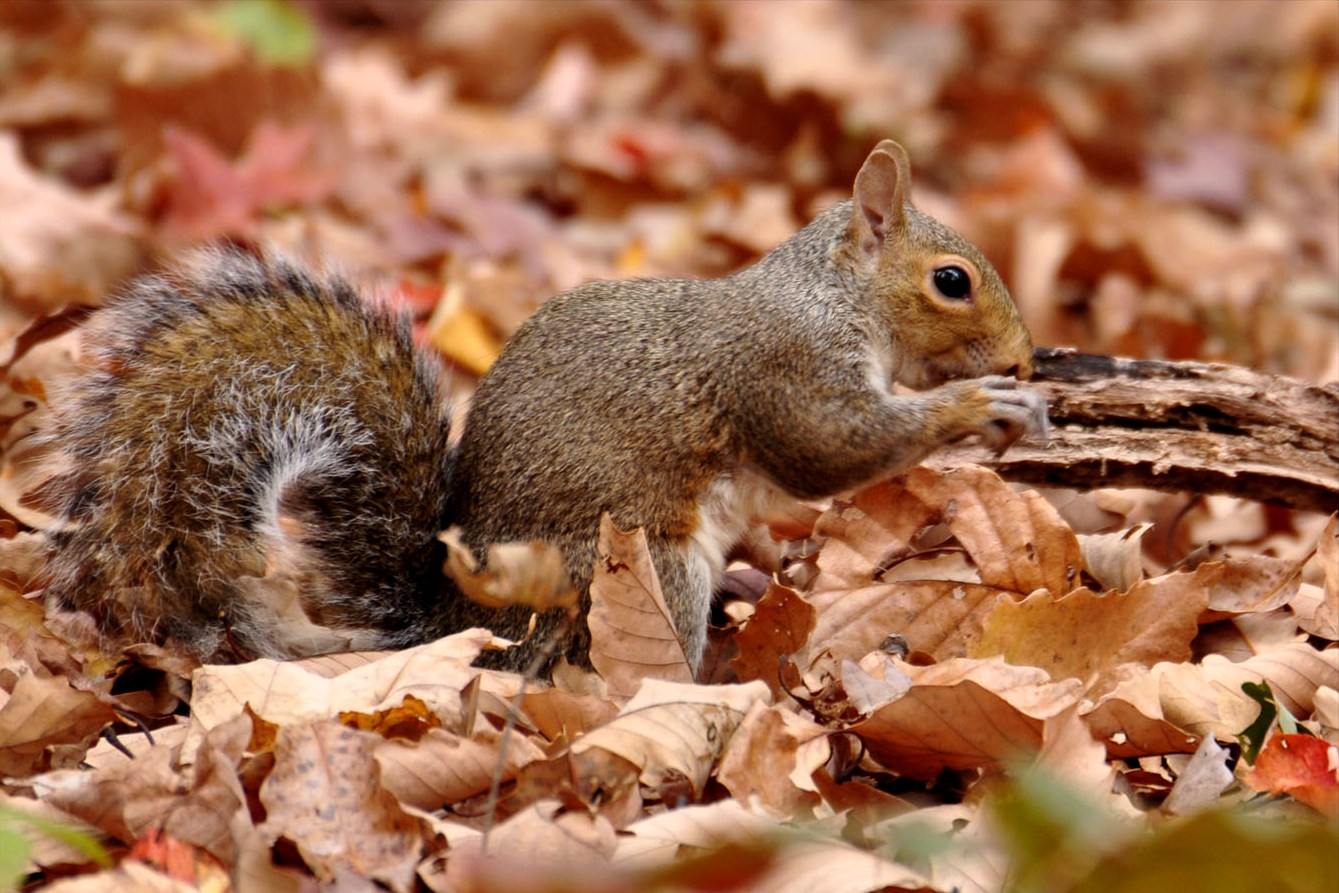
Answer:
(932, 266, 971, 300)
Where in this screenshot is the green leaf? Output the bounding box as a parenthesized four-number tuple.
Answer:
(0, 803, 112, 890)
(0, 823, 32, 893)
(1239, 681, 1278, 762)
(214, 0, 316, 67)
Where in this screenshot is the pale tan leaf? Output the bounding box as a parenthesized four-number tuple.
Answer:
(1162, 734, 1235, 815)
(569, 680, 768, 797)
(0, 132, 140, 308)
(134, 713, 251, 864)
(715, 701, 829, 817)
(435, 801, 618, 891)
(740, 839, 932, 893)
(848, 656, 1085, 779)
(972, 578, 1208, 692)
(840, 657, 911, 714)
(587, 516, 692, 699)
(869, 804, 1005, 893)
(520, 687, 619, 742)
(615, 798, 780, 863)
(809, 580, 1012, 663)
(439, 527, 576, 612)
(905, 465, 1083, 598)
(1087, 642, 1339, 751)
(1195, 556, 1301, 619)
(1078, 522, 1151, 591)
(1308, 514, 1338, 639)
(0, 663, 116, 777)
(1082, 666, 1200, 758)
(487, 800, 618, 863)
(32, 743, 181, 845)
(374, 725, 545, 810)
(186, 630, 510, 760)
(40, 862, 197, 893)
(811, 478, 936, 592)
(258, 720, 425, 892)
(620, 799, 929, 893)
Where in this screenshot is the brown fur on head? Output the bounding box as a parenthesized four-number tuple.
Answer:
(845, 139, 1034, 390)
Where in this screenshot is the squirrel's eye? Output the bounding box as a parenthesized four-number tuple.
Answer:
(932, 266, 972, 300)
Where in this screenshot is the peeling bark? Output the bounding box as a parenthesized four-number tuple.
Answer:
(932, 348, 1339, 514)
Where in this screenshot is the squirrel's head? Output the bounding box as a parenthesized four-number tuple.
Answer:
(844, 140, 1034, 390)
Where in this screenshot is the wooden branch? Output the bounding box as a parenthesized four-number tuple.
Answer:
(930, 348, 1339, 514)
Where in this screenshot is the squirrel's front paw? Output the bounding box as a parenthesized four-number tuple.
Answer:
(962, 375, 1049, 453)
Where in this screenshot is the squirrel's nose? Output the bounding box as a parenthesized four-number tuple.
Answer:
(1008, 353, 1034, 380)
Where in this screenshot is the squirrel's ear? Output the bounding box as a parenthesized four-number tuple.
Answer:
(852, 140, 911, 256)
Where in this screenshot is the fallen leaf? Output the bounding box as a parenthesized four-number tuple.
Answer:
(1162, 734, 1235, 815)
(1243, 733, 1338, 816)
(587, 517, 693, 699)
(715, 701, 829, 817)
(258, 720, 426, 891)
(569, 679, 768, 798)
(730, 582, 816, 694)
(849, 656, 1085, 780)
(972, 577, 1208, 692)
(905, 466, 1083, 599)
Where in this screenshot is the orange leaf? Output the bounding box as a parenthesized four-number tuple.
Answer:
(1244, 733, 1339, 816)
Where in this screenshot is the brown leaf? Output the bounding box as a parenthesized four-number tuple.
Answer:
(374, 725, 545, 811)
(715, 701, 829, 817)
(811, 478, 936, 592)
(258, 721, 426, 892)
(440, 527, 577, 612)
(809, 580, 1014, 663)
(569, 680, 768, 799)
(1078, 523, 1151, 592)
(0, 132, 140, 308)
(972, 577, 1209, 691)
(520, 687, 620, 742)
(848, 656, 1085, 780)
(587, 516, 692, 699)
(187, 630, 504, 756)
(0, 659, 116, 777)
(730, 583, 816, 694)
(905, 466, 1083, 598)
(1305, 514, 1338, 639)
(1086, 642, 1339, 752)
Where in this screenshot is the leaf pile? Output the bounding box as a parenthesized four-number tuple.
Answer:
(2, 467, 1336, 891)
(0, 2, 1336, 891)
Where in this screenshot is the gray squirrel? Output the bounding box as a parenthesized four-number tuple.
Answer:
(40, 140, 1047, 670)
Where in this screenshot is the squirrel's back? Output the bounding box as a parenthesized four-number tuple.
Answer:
(42, 249, 456, 661)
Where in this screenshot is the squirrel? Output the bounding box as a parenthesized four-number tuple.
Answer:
(38, 140, 1046, 671)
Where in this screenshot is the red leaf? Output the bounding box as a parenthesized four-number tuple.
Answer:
(1244, 733, 1339, 816)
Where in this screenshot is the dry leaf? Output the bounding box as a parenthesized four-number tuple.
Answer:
(258, 720, 426, 891)
(375, 724, 545, 811)
(1162, 734, 1235, 815)
(1079, 522, 1151, 592)
(730, 582, 816, 694)
(715, 701, 830, 817)
(587, 516, 693, 699)
(187, 629, 504, 753)
(809, 580, 1014, 664)
(972, 578, 1208, 691)
(811, 478, 936, 592)
(849, 656, 1085, 779)
(0, 660, 117, 777)
(569, 679, 768, 798)
(439, 527, 576, 612)
(905, 466, 1083, 598)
